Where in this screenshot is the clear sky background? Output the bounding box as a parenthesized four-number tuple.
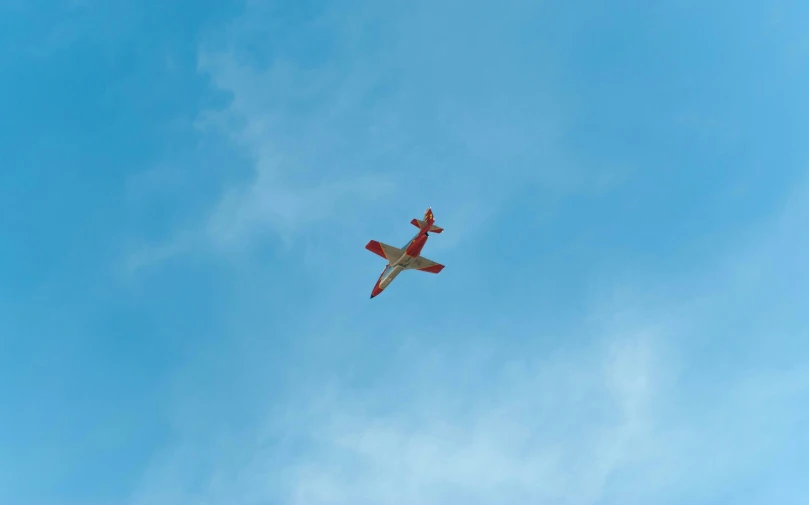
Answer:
(2, 0, 809, 504)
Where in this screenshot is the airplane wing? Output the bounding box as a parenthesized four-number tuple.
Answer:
(365, 240, 405, 262)
(405, 255, 445, 273)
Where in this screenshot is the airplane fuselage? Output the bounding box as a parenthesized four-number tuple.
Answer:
(377, 231, 428, 290)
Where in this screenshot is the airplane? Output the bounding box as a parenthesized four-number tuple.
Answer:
(365, 207, 445, 298)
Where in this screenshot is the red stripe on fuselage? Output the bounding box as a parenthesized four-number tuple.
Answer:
(404, 233, 428, 257)
(370, 278, 384, 298)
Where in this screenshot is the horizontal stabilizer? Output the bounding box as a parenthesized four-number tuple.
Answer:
(405, 255, 445, 273)
(410, 218, 443, 233)
(365, 240, 405, 261)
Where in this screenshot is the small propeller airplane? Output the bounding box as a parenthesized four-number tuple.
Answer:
(365, 207, 445, 298)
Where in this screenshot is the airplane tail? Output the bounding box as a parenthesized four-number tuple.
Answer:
(410, 207, 443, 233)
(410, 218, 443, 233)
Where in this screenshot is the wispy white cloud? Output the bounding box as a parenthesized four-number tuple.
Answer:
(279, 330, 665, 505)
(127, 310, 809, 505)
(192, 16, 413, 251)
(124, 0, 626, 271)
(207, 172, 394, 250)
(123, 235, 193, 276)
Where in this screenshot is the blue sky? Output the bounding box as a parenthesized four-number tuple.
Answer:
(2, 0, 809, 504)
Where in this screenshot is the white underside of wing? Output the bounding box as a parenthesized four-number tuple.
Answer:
(378, 242, 405, 262)
(404, 255, 439, 270)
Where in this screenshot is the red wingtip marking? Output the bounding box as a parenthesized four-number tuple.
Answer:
(365, 240, 387, 259)
(418, 264, 444, 274)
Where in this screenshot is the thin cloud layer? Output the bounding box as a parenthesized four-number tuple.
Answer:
(144, 0, 586, 261)
(282, 333, 663, 505)
(128, 316, 809, 505)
